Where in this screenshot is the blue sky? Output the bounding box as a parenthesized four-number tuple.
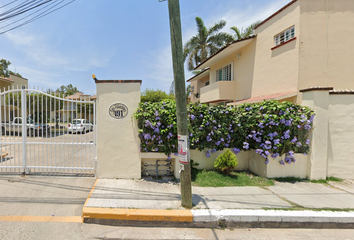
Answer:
(0, 0, 290, 95)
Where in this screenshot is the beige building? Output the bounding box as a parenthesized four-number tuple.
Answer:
(52, 92, 96, 122)
(0, 75, 28, 122)
(188, 0, 354, 105)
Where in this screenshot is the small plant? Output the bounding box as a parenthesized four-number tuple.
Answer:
(214, 149, 238, 174)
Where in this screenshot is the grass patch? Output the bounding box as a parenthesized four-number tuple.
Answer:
(272, 176, 343, 184)
(192, 170, 274, 187)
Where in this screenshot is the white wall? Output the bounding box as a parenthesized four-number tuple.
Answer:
(328, 94, 354, 179)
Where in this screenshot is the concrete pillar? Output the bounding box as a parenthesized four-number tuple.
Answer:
(95, 79, 142, 179)
(301, 87, 332, 180)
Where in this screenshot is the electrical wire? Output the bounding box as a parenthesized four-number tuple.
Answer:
(0, 0, 75, 35)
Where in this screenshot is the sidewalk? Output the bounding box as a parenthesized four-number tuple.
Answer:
(82, 178, 354, 228)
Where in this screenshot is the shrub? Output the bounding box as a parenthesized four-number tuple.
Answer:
(214, 149, 238, 174)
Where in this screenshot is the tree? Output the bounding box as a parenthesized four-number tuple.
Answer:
(183, 17, 232, 71)
(55, 84, 80, 97)
(0, 59, 22, 78)
(229, 21, 262, 41)
(140, 89, 174, 103)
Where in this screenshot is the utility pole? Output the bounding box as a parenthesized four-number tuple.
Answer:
(166, 0, 192, 208)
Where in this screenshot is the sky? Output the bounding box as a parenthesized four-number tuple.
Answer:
(0, 0, 291, 96)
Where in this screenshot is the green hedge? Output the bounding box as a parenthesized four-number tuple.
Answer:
(134, 100, 314, 165)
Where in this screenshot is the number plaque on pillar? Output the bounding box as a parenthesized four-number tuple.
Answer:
(109, 103, 128, 119)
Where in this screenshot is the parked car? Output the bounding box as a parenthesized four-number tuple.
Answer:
(0, 117, 50, 137)
(67, 119, 93, 134)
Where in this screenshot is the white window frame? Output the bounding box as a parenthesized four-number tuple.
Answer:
(274, 26, 295, 47)
(216, 62, 234, 82)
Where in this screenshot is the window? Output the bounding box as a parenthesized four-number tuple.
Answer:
(216, 63, 233, 81)
(274, 26, 295, 46)
(205, 81, 210, 86)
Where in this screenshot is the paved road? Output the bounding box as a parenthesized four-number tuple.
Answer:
(1, 223, 354, 240)
(1, 176, 354, 240)
(0, 131, 95, 175)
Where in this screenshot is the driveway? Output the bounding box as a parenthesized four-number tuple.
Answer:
(0, 131, 95, 175)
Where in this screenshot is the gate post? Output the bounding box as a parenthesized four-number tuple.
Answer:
(21, 88, 28, 174)
(94, 78, 142, 179)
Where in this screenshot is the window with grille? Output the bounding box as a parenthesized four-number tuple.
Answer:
(216, 63, 233, 81)
(274, 26, 295, 46)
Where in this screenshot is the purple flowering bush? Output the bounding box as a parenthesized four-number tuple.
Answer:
(134, 100, 315, 165)
(134, 100, 178, 157)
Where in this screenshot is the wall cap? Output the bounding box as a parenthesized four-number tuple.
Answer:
(299, 87, 334, 93)
(94, 79, 142, 85)
(330, 90, 354, 95)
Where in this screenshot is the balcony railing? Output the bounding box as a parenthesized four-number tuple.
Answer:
(200, 81, 237, 103)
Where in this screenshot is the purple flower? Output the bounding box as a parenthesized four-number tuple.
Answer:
(256, 149, 263, 154)
(233, 148, 241, 154)
(291, 137, 297, 143)
(273, 139, 280, 145)
(243, 142, 249, 150)
(220, 138, 224, 142)
(190, 115, 195, 120)
(280, 160, 285, 165)
(199, 114, 203, 117)
(155, 111, 159, 116)
(304, 124, 311, 130)
(306, 139, 310, 145)
(211, 149, 217, 153)
(206, 136, 212, 142)
(296, 142, 302, 147)
(265, 159, 269, 164)
(283, 130, 290, 139)
(155, 148, 158, 151)
(271, 153, 279, 158)
(310, 115, 315, 123)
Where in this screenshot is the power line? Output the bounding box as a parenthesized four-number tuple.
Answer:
(0, 0, 75, 35)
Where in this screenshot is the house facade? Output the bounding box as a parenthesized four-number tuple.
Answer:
(51, 92, 96, 122)
(0, 75, 28, 122)
(188, 0, 354, 105)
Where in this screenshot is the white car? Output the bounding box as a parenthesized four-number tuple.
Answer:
(67, 119, 93, 134)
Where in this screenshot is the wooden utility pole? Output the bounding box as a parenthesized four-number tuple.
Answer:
(167, 0, 192, 208)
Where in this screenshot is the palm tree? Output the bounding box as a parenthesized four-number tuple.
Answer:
(184, 17, 232, 71)
(230, 20, 262, 41)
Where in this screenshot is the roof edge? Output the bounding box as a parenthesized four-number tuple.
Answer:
(194, 35, 256, 70)
(186, 68, 210, 82)
(255, 0, 298, 30)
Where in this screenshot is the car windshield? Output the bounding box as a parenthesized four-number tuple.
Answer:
(72, 120, 81, 124)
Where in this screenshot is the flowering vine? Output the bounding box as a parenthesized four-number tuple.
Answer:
(134, 100, 315, 165)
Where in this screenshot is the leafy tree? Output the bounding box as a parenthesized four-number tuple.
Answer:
(183, 17, 232, 71)
(141, 88, 174, 103)
(214, 149, 238, 174)
(229, 21, 262, 41)
(55, 84, 80, 97)
(0, 59, 22, 78)
(186, 84, 191, 98)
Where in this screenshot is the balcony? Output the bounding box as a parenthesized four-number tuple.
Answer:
(200, 81, 237, 103)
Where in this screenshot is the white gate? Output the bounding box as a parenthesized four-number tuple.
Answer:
(0, 86, 96, 176)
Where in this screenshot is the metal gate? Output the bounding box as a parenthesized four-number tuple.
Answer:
(0, 85, 96, 176)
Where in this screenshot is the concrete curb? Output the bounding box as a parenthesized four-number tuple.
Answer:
(82, 208, 354, 229)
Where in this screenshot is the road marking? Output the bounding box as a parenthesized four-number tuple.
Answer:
(84, 178, 98, 207)
(0, 216, 82, 223)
